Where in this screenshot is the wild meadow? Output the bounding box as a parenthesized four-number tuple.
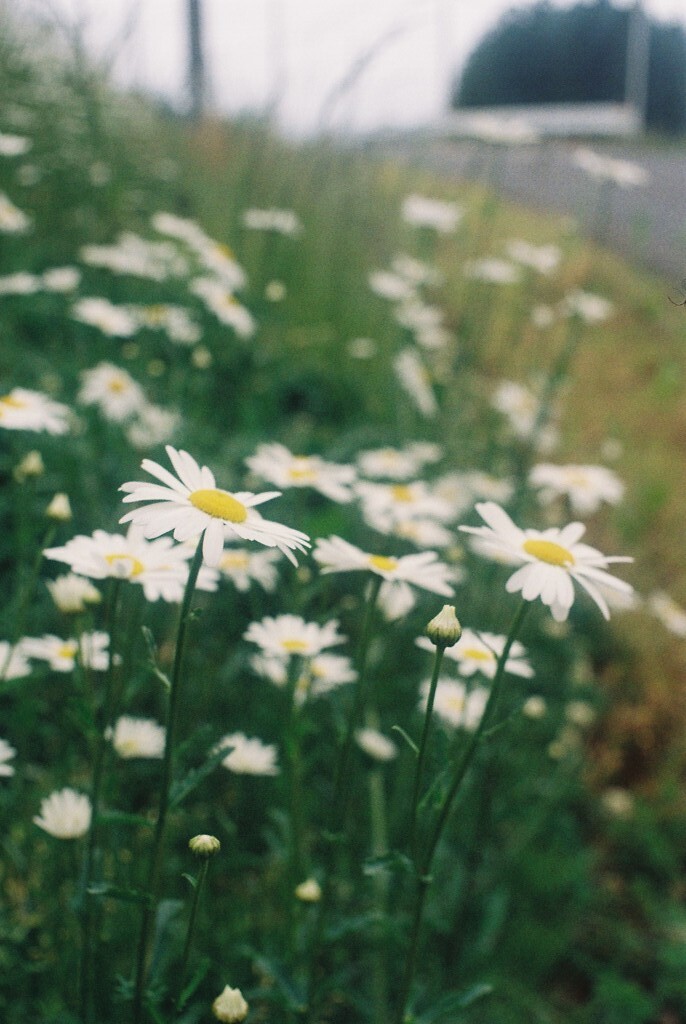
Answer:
(3, 11, 686, 1024)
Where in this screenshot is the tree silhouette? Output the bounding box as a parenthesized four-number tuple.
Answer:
(452, 0, 686, 134)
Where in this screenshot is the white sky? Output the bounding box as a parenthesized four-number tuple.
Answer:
(14, 0, 686, 134)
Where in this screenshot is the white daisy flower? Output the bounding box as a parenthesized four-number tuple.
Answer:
(120, 445, 310, 569)
(218, 546, 281, 592)
(356, 480, 454, 526)
(355, 727, 398, 762)
(391, 254, 444, 288)
(463, 258, 521, 285)
(110, 716, 165, 759)
(242, 207, 302, 236)
(572, 147, 648, 188)
(420, 678, 489, 731)
(560, 290, 614, 324)
(246, 443, 356, 503)
(0, 191, 31, 233)
(78, 362, 147, 423)
(530, 463, 625, 515)
(0, 641, 32, 681)
(0, 388, 70, 435)
(393, 348, 438, 418)
(41, 267, 81, 292)
(217, 733, 279, 776)
(0, 271, 40, 294)
(364, 511, 456, 550)
(0, 132, 32, 157)
(250, 651, 356, 701)
(417, 627, 533, 679)
(190, 278, 255, 337)
(21, 632, 110, 672)
(648, 591, 686, 637)
(356, 444, 441, 481)
(401, 194, 463, 233)
(244, 614, 345, 661)
(44, 527, 205, 603)
(459, 501, 633, 621)
(71, 297, 138, 337)
(33, 788, 92, 838)
(46, 573, 102, 614)
(505, 239, 561, 275)
(0, 738, 17, 777)
(313, 536, 455, 598)
(368, 270, 417, 303)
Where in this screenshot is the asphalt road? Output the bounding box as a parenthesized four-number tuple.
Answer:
(377, 135, 686, 286)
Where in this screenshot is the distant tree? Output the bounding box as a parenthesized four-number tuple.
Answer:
(452, 0, 686, 134)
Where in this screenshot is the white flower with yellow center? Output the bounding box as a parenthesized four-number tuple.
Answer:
(110, 716, 165, 759)
(530, 463, 625, 515)
(120, 445, 310, 569)
(251, 651, 356, 702)
(313, 535, 455, 598)
(356, 480, 454, 525)
(190, 278, 255, 337)
(356, 444, 440, 481)
(244, 614, 345, 661)
(33, 788, 92, 839)
(217, 733, 279, 776)
(0, 738, 17, 777)
(460, 501, 633, 621)
(78, 362, 147, 422)
(505, 239, 561, 275)
(0, 387, 70, 434)
(21, 632, 110, 672)
(420, 678, 489, 731)
(218, 546, 281, 592)
(246, 443, 356, 503)
(417, 627, 533, 679)
(44, 528, 207, 603)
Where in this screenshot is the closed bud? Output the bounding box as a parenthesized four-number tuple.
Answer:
(189, 834, 221, 858)
(14, 450, 45, 482)
(46, 493, 72, 521)
(212, 985, 249, 1022)
(425, 604, 462, 648)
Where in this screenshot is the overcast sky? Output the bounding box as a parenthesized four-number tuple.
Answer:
(15, 0, 686, 134)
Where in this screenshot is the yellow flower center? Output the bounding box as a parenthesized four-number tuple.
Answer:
(282, 638, 309, 653)
(369, 554, 398, 573)
(523, 538, 575, 567)
(390, 485, 414, 502)
(104, 553, 145, 578)
(117, 739, 140, 757)
(107, 377, 128, 394)
(462, 647, 494, 662)
(445, 695, 466, 714)
(214, 242, 235, 260)
(220, 551, 250, 571)
(189, 489, 248, 522)
(288, 461, 317, 483)
(0, 393, 26, 411)
(144, 305, 167, 324)
(58, 642, 77, 660)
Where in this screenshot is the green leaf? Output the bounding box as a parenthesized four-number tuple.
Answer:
(250, 953, 307, 1013)
(169, 743, 230, 810)
(415, 983, 494, 1023)
(177, 956, 212, 1012)
(391, 724, 419, 756)
(363, 850, 416, 878)
(86, 883, 152, 905)
(181, 872, 198, 890)
(142, 625, 171, 691)
(96, 809, 153, 829)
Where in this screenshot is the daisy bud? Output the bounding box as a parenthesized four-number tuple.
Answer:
(46, 492, 72, 521)
(212, 985, 249, 1023)
(425, 604, 462, 649)
(295, 878, 322, 903)
(14, 449, 45, 482)
(189, 834, 221, 858)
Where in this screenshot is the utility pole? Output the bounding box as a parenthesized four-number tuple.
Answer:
(187, 0, 206, 118)
(625, 2, 650, 129)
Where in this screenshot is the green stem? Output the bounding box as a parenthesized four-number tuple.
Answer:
(176, 859, 209, 1013)
(80, 577, 123, 1024)
(395, 600, 529, 1024)
(132, 535, 205, 1024)
(0, 523, 56, 682)
(408, 645, 445, 859)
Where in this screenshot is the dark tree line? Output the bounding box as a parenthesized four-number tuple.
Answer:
(452, 0, 686, 134)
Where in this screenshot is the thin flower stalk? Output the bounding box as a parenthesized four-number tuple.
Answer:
(132, 535, 205, 1024)
(79, 578, 123, 1024)
(395, 600, 529, 1024)
(407, 644, 446, 859)
(176, 859, 210, 1014)
(1, 524, 56, 682)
